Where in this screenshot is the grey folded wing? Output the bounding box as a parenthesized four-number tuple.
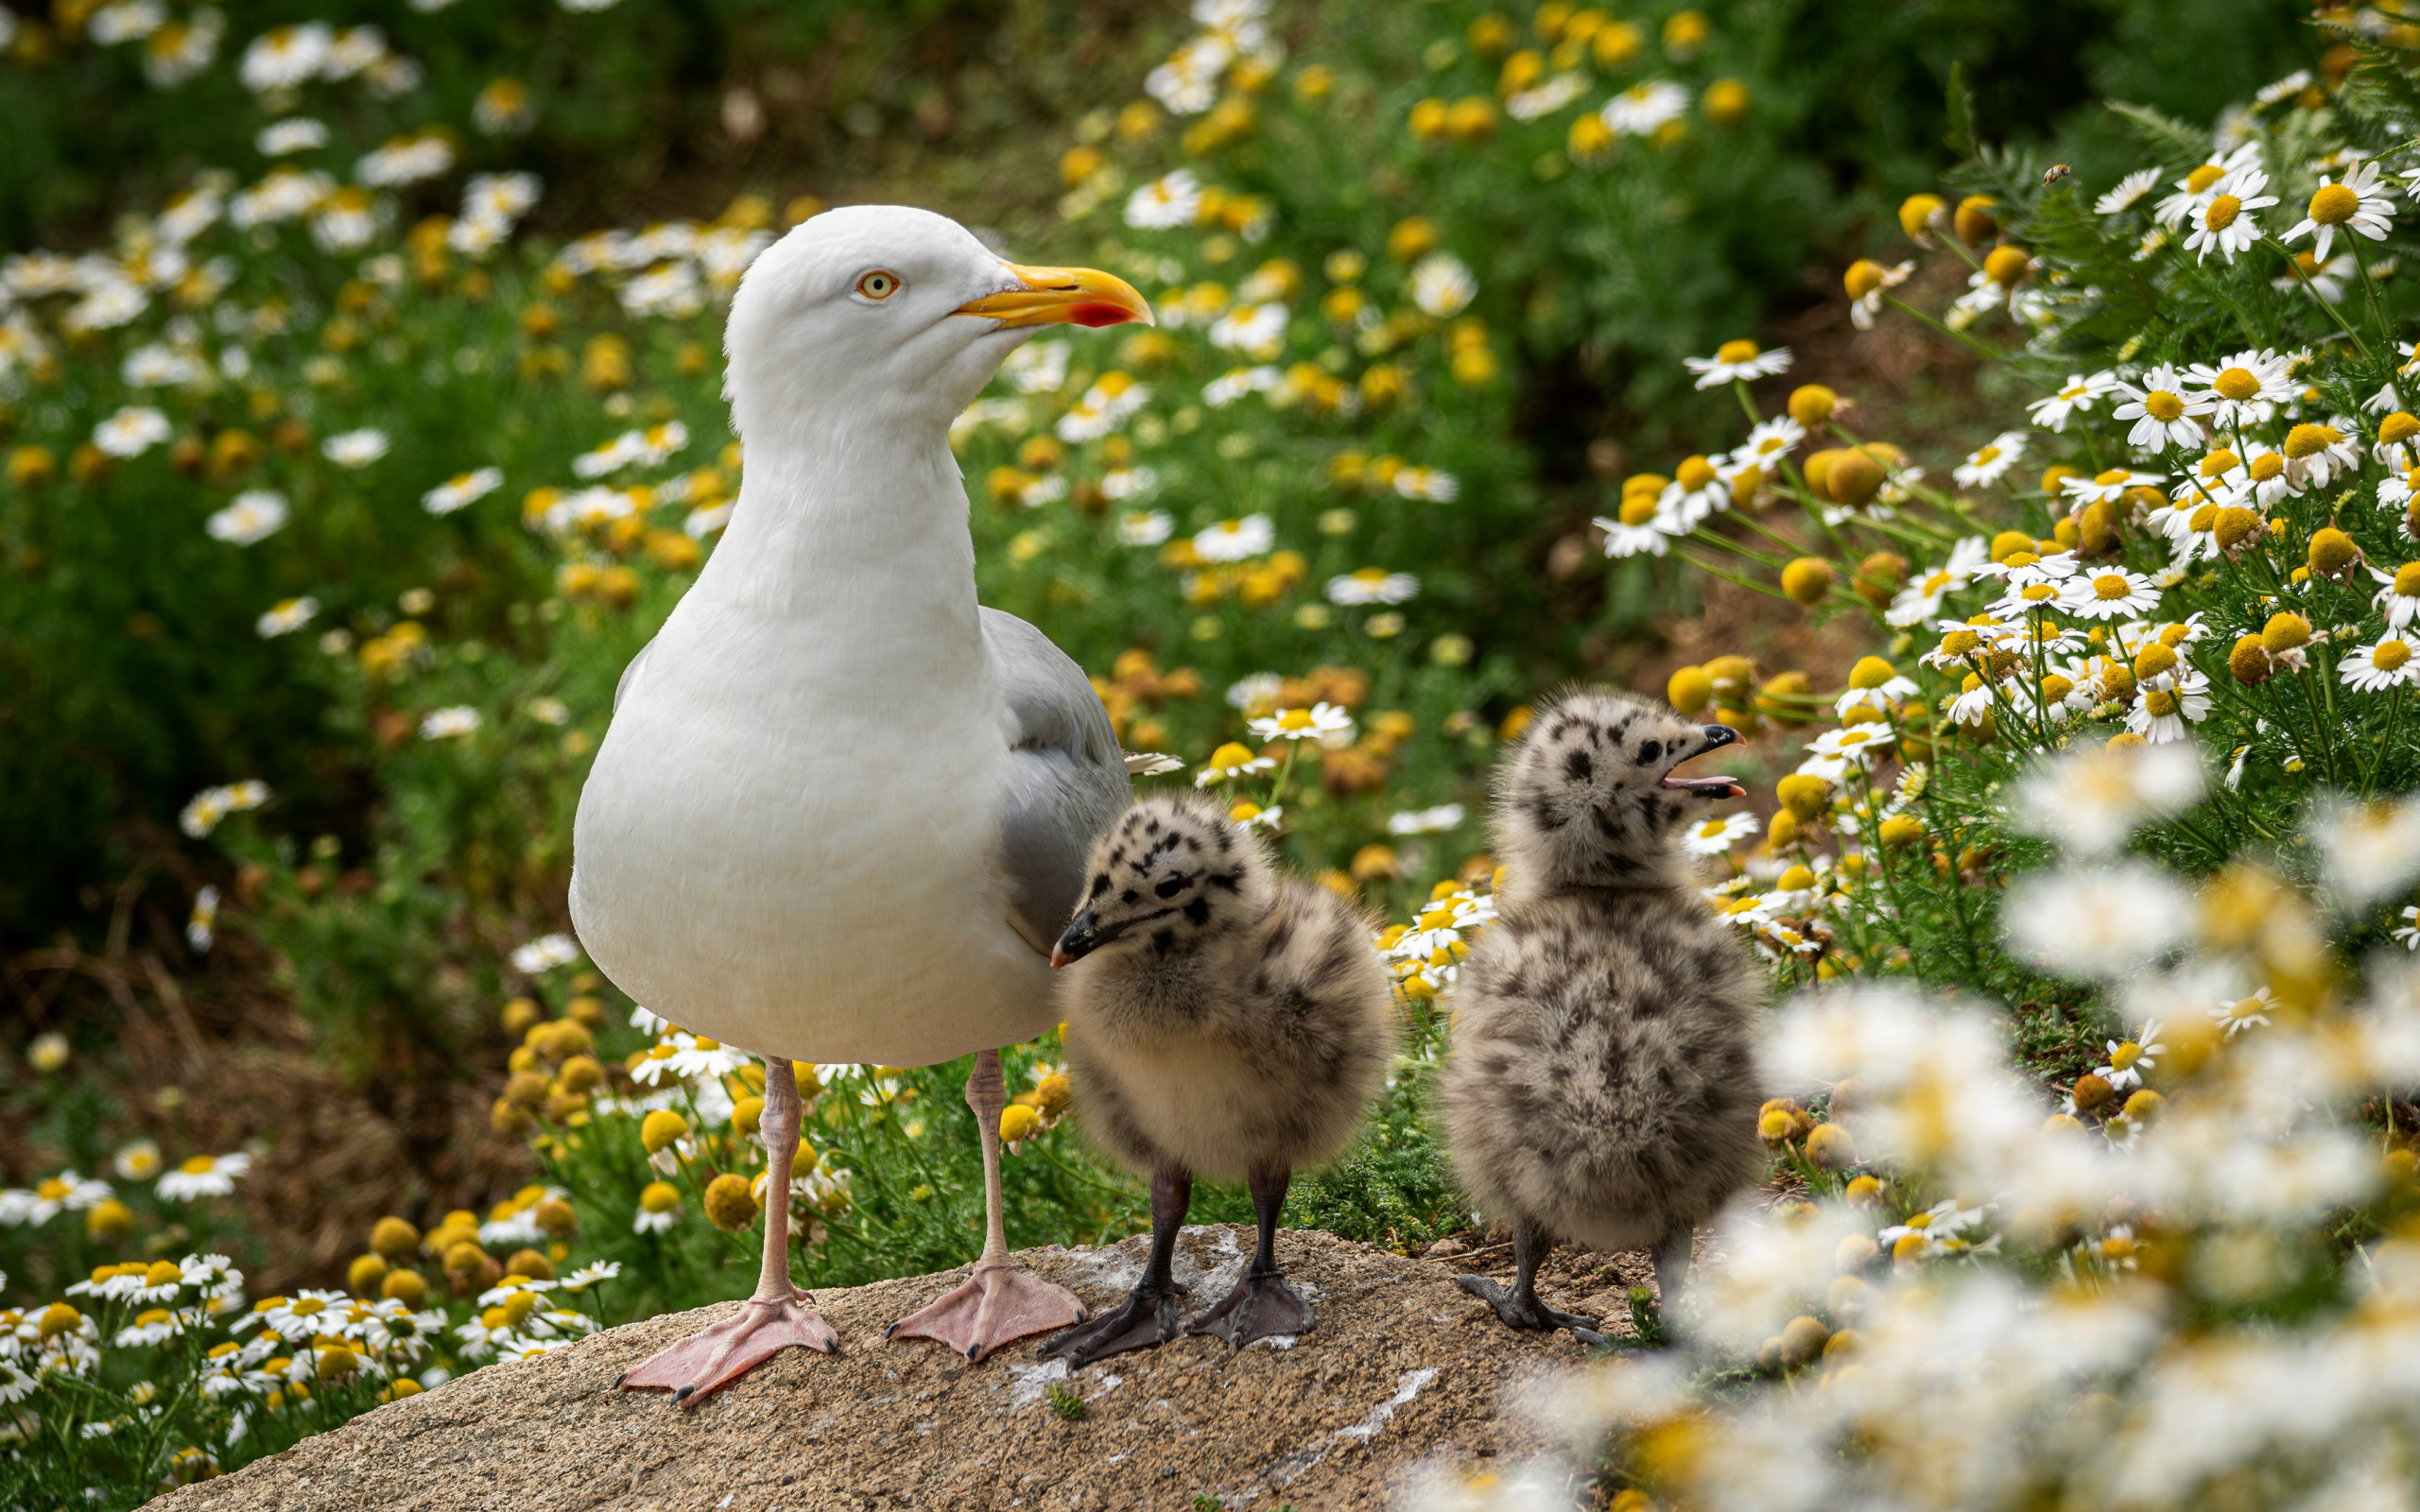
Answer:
(982, 608, 1134, 956)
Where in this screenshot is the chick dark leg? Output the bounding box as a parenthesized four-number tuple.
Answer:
(617, 1058, 837, 1403)
(1039, 1166, 1192, 1365)
(889, 1049, 1086, 1361)
(1457, 1218, 1606, 1345)
(1190, 1163, 1313, 1346)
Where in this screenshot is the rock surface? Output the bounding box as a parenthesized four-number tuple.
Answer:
(147, 1227, 1635, 1512)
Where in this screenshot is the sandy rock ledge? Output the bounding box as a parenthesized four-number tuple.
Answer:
(147, 1228, 1610, 1512)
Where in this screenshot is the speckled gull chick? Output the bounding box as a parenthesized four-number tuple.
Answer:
(569, 205, 1151, 1401)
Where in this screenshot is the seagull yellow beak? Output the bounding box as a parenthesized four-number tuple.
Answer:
(954, 264, 1154, 330)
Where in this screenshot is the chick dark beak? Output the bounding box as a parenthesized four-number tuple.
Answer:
(1657, 725, 1747, 799)
(1051, 912, 1103, 971)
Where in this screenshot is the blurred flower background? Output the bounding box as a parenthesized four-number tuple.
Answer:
(10, 0, 2417, 1506)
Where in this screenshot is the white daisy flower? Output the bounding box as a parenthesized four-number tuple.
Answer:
(1386, 804, 1466, 836)
(420, 706, 481, 740)
(1392, 465, 1460, 502)
(2182, 166, 2277, 263)
(1952, 432, 2028, 488)
(157, 1153, 251, 1202)
(1593, 502, 1677, 558)
(2212, 987, 2273, 1035)
(1681, 811, 1758, 857)
(1207, 301, 1287, 359)
(93, 405, 172, 457)
(1684, 340, 1791, 390)
(510, 934, 580, 973)
(1728, 415, 1806, 469)
(1201, 365, 1280, 407)
(322, 428, 390, 467)
(1115, 510, 1173, 546)
(1326, 568, 1419, 606)
(2152, 142, 2261, 228)
(2027, 370, 2124, 432)
(205, 490, 289, 545)
(1600, 79, 1689, 136)
(2113, 367, 2213, 452)
(2282, 159, 2395, 264)
(1124, 169, 1204, 231)
(2182, 349, 2297, 430)
(1410, 252, 1477, 318)
(2372, 561, 2420, 629)
(2124, 669, 2211, 743)
(1193, 515, 1274, 562)
(423, 467, 503, 516)
(2095, 168, 2159, 215)
(255, 117, 329, 157)
(2340, 635, 2420, 692)
(1248, 702, 1355, 743)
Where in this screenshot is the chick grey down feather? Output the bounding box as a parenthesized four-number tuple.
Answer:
(1056, 793, 1395, 1182)
(609, 608, 1128, 959)
(1441, 689, 1765, 1315)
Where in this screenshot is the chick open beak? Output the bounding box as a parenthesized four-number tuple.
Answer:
(1658, 725, 1746, 799)
(954, 264, 1154, 330)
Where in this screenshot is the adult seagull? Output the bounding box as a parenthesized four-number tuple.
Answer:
(571, 205, 1150, 1401)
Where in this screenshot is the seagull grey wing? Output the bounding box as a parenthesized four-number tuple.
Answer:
(614, 637, 655, 711)
(981, 608, 1133, 956)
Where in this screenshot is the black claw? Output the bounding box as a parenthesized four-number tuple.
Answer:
(672, 1384, 695, 1402)
(613, 1370, 626, 1388)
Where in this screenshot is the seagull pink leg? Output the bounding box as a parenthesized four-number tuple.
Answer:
(616, 1058, 836, 1404)
(888, 1048, 1085, 1361)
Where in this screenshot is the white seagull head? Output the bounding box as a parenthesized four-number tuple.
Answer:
(725, 204, 1152, 445)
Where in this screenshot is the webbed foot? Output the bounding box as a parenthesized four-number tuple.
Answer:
(887, 1260, 1086, 1362)
(1188, 1269, 1312, 1347)
(1038, 1282, 1186, 1366)
(614, 1294, 837, 1406)
(1457, 1273, 1606, 1346)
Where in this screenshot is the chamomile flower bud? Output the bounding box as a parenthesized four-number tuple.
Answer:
(1806, 1123, 1857, 1169)
(1877, 815, 1925, 847)
(1898, 193, 1946, 240)
(2229, 634, 2273, 685)
(380, 1269, 429, 1307)
(1668, 665, 1714, 714)
(2069, 1073, 2117, 1115)
(373, 1219, 421, 1264)
(2262, 611, 2312, 652)
(640, 1109, 690, 1155)
(2383, 411, 2420, 447)
(702, 1174, 758, 1232)
(1776, 774, 1832, 822)
(2214, 506, 2264, 553)
(2308, 526, 2359, 578)
(999, 1104, 1042, 1146)
(1843, 1174, 1885, 1207)
(347, 1254, 389, 1296)
(1824, 449, 1886, 507)
(39, 1302, 83, 1339)
(1981, 245, 2031, 286)
(1781, 557, 1834, 605)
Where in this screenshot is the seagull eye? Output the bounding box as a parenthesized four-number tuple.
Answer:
(856, 270, 901, 301)
(1154, 877, 1185, 899)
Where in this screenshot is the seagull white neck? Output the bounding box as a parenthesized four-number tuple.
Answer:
(703, 421, 987, 693)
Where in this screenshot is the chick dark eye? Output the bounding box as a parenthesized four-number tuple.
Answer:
(856, 270, 900, 300)
(1154, 877, 1185, 899)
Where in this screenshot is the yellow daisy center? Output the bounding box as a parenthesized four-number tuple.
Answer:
(2144, 390, 2186, 421)
(1277, 708, 1315, 730)
(2376, 640, 2412, 673)
(1715, 338, 1759, 364)
(2144, 689, 2179, 717)
(2093, 574, 2132, 600)
(2203, 195, 2241, 231)
(2186, 163, 2225, 193)
(2394, 562, 2420, 596)
(1619, 493, 1658, 526)
(2110, 1041, 2142, 1071)
(2213, 367, 2260, 402)
(2309, 182, 2360, 225)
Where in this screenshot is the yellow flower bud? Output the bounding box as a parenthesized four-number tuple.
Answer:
(640, 1108, 690, 1155)
(1781, 557, 1834, 605)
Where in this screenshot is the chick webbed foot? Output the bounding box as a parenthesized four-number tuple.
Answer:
(1038, 1280, 1187, 1365)
(614, 1295, 838, 1405)
(888, 1259, 1086, 1362)
(1189, 1268, 1312, 1347)
(1456, 1273, 1606, 1343)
